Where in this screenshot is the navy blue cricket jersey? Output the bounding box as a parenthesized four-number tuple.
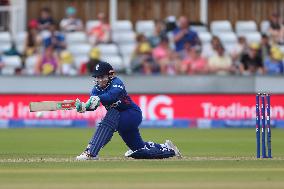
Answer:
(90, 77, 140, 112)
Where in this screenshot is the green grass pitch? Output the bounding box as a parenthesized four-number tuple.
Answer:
(0, 128, 284, 189)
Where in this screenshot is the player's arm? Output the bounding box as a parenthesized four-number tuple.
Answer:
(82, 83, 124, 112)
(97, 84, 124, 104)
(76, 88, 100, 113)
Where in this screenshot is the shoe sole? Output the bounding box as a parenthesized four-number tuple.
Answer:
(166, 140, 182, 158)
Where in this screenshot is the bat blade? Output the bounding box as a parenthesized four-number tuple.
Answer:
(29, 100, 76, 112)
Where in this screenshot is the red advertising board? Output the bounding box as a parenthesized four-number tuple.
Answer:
(1, 94, 284, 120)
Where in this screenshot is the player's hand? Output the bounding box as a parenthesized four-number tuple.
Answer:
(86, 96, 100, 110)
(75, 98, 86, 113)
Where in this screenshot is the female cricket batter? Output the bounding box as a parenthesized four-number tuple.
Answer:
(75, 61, 181, 160)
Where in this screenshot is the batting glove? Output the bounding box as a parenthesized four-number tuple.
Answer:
(86, 96, 100, 110)
(75, 98, 86, 113)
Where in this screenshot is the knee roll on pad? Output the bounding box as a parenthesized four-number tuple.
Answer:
(129, 147, 175, 159)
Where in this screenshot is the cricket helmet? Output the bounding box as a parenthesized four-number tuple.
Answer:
(92, 61, 114, 77)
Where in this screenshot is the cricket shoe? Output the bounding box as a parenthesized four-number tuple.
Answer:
(76, 151, 99, 160)
(124, 149, 134, 157)
(165, 140, 182, 158)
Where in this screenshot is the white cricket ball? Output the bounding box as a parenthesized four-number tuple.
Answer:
(35, 112, 44, 118)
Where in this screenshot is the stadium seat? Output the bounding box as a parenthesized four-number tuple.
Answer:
(112, 31, 136, 44)
(1, 55, 22, 75)
(119, 44, 135, 57)
(216, 32, 237, 44)
(0, 31, 12, 52)
(86, 20, 100, 33)
(191, 25, 208, 33)
(25, 55, 37, 75)
(101, 55, 124, 71)
(0, 43, 12, 52)
(15, 31, 27, 53)
(2, 55, 21, 67)
(223, 43, 237, 54)
(260, 20, 270, 34)
(66, 32, 87, 44)
(198, 32, 212, 44)
(97, 44, 119, 56)
(279, 45, 284, 54)
(112, 20, 133, 31)
(67, 43, 92, 56)
(211, 20, 233, 35)
(243, 32, 262, 44)
(0, 32, 11, 43)
(135, 20, 155, 37)
(235, 21, 257, 36)
(74, 55, 88, 70)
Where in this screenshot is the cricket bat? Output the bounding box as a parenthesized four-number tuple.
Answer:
(29, 100, 76, 112)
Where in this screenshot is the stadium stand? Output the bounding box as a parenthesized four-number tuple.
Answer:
(0, 2, 283, 76)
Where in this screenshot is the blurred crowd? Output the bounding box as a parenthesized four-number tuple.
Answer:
(0, 6, 284, 76)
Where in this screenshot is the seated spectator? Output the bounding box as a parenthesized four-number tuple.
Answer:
(268, 13, 284, 44)
(43, 23, 66, 53)
(59, 50, 77, 75)
(173, 16, 200, 53)
(239, 43, 264, 75)
(131, 34, 159, 74)
(60, 6, 83, 32)
(37, 7, 55, 31)
(201, 36, 222, 58)
(179, 45, 208, 75)
(88, 12, 111, 45)
(231, 36, 249, 61)
(35, 45, 59, 75)
(208, 44, 234, 75)
(4, 41, 21, 56)
(148, 20, 167, 48)
(152, 36, 175, 74)
(264, 46, 284, 75)
(24, 20, 42, 57)
(259, 34, 271, 63)
(80, 47, 102, 75)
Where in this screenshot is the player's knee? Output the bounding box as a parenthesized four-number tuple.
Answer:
(99, 108, 120, 131)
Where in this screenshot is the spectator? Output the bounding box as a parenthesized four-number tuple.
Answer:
(264, 46, 284, 75)
(173, 16, 199, 53)
(239, 43, 264, 75)
(131, 34, 158, 74)
(231, 36, 249, 61)
(148, 20, 167, 48)
(268, 13, 284, 44)
(60, 6, 83, 32)
(59, 50, 77, 75)
(259, 34, 271, 63)
(80, 47, 102, 75)
(4, 41, 21, 56)
(37, 7, 55, 31)
(201, 36, 222, 58)
(208, 44, 234, 75)
(24, 20, 42, 57)
(88, 12, 111, 45)
(43, 23, 66, 53)
(35, 45, 59, 75)
(152, 36, 175, 74)
(179, 45, 208, 75)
